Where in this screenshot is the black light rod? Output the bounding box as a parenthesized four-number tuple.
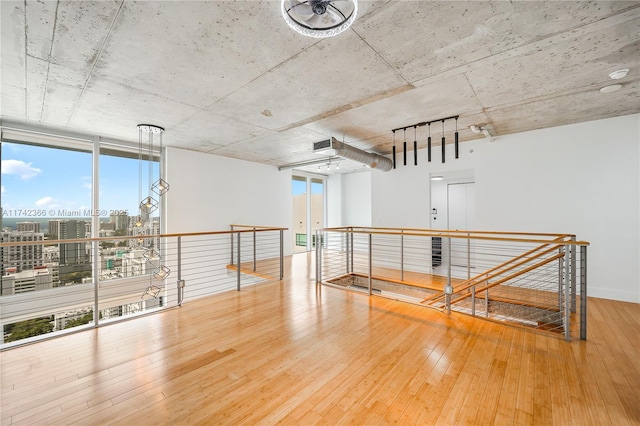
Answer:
(392, 145, 396, 169)
(455, 131, 459, 159)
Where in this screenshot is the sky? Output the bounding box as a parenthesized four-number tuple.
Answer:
(2, 141, 322, 219)
(292, 178, 324, 196)
(1, 142, 158, 219)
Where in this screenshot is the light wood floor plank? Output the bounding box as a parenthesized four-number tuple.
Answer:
(1, 253, 639, 425)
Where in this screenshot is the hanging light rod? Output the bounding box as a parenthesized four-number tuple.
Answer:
(391, 115, 460, 133)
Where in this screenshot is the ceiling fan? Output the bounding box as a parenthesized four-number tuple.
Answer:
(281, 0, 358, 38)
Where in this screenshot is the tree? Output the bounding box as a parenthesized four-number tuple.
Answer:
(4, 317, 54, 342)
(64, 311, 94, 329)
(59, 271, 92, 284)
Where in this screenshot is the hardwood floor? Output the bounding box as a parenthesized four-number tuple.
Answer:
(1, 253, 639, 425)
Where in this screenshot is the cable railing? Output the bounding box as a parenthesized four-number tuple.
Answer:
(0, 225, 286, 349)
(316, 227, 588, 341)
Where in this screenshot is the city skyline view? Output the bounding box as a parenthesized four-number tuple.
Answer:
(1, 141, 159, 221)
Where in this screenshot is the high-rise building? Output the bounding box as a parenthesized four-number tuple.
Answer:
(100, 222, 116, 231)
(110, 213, 129, 231)
(17, 222, 40, 233)
(1, 267, 52, 295)
(48, 220, 60, 238)
(58, 220, 89, 265)
(0, 231, 45, 274)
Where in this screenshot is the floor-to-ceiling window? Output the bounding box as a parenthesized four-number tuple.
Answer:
(0, 128, 162, 344)
(292, 174, 325, 253)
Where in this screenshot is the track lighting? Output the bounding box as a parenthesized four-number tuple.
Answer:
(390, 115, 461, 169)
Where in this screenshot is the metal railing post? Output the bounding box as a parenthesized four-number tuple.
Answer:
(368, 233, 373, 296)
(279, 230, 284, 280)
(485, 288, 489, 317)
(177, 236, 183, 305)
(558, 247, 563, 310)
(564, 245, 571, 341)
(447, 236, 452, 288)
(471, 286, 476, 316)
(571, 236, 577, 313)
(350, 228, 354, 272)
(467, 233, 471, 280)
(400, 232, 405, 282)
(236, 231, 241, 291)
(230, 225, 234, 266)
(580, 246, 588, 340)
(252, 227, 256, 272)
(345, 229, 350, 274)
(316, 229, 321, 285)
(445, 236, 453, 314)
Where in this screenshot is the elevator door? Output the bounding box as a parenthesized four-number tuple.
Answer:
(448, 182, 475, 271)
(447, 182, 475, 230)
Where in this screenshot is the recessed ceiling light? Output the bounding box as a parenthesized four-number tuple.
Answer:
(600, 84, 622, 93)
(609, 69, 629, 80)
(431, 176, 444, 181)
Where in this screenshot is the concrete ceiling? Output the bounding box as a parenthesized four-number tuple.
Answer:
(1, 1, 639, 174)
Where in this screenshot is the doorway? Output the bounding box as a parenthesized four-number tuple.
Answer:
(292, 175, 325, 253)
(429, 171, 475, 277)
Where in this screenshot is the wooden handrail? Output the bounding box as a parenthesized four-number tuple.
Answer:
(420, 243, 564, 304)
(230, 224, 287, 230)
(319, 227, 588, 246)
(328, 225, 574, 239)
(0, 226, 288, 247)
(444, 252, 566, 305)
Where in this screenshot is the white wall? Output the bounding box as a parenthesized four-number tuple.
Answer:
(364, 114, 640, 303)
(371, 156, 430, 228)
(327, 173, 342, 227)
(165, 115, 640, 303)
(165, 147, 293, 253)
(342, 172, 372, 226)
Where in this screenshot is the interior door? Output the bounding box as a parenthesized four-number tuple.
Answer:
(447, 182, 476, 271)
(447, 183, 475, 230)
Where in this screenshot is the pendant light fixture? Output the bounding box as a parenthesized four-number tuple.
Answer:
(403, 128, 407, 166)
(392, 130, 397, 169)
(136, 124, 170, 299)
(441, 120, 446, 164)
(455, 117, 459, 159)
(428, 123, 432, 163)
(413, 126, 418, 166)
(152, 125, 169, 196)
(389, 115, 460, 169)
